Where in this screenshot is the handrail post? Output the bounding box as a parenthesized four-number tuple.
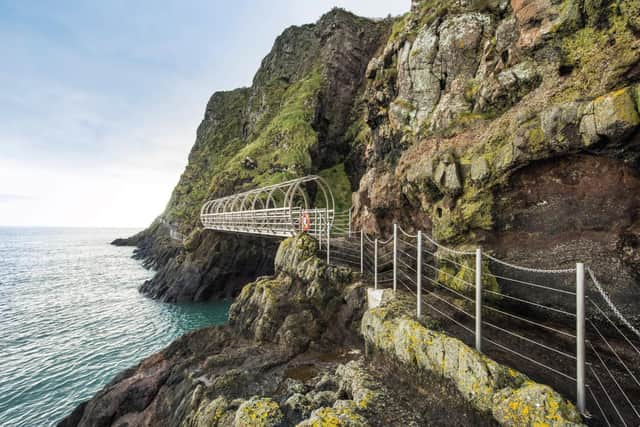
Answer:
(417, 231, 422, 318)
(348, 207, 352, 239)
(360, 230, 364, 274)
(475, 248, 482, 353)
(326, 217, 330, 264)
(576, 262, 586, 414)
(374, 238, 378, 290)
(393, 224, 397, 292)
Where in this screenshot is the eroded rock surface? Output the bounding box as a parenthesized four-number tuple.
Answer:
(361, 290, 584, 427)
(61, 236, 499, 427)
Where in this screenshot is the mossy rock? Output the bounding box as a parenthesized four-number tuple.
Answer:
(317, 163, 352, 213)
(431, 186, 494, 242)
(435, 256, 500, 298)
(234, 397, 284, 427)
(592, 87, 640, 141)
(492, 382, 583, 426)
(297, 406, 368, 426)
(361, 294, 584, 425)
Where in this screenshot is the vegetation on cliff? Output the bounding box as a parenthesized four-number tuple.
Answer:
(123, 8, 390, 302)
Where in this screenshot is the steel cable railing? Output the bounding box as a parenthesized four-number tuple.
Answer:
(321, 213, 640, 425)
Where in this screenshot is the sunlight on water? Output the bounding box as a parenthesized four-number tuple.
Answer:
(0, 227, 231, 426)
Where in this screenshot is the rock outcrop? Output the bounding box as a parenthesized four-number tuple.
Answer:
(63, 235, 587, 426)
(62, 235, 502, 427)
(362, 290, 584, 426)
(348, 0, 640, 320)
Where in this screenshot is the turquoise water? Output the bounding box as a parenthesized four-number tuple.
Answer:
(0, 227, 232, 426)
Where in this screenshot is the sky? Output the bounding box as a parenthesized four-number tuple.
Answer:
(0, 1, 409, 228)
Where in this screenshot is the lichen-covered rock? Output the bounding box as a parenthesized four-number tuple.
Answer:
(361, 290, 585, 426)
(297, 406, 368, 427)
(592, 87, 640, 142)
(283, 393, 313, 424)
(335, 360, 383, 413)
(492, 383, 583, 427)
(234, 397, 285, 427)
(190, 396, 237, 427)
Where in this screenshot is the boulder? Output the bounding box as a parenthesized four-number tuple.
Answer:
(592, 87, 640, 142)
(361, 290, 585, 425)
(234, 397, 284, 427)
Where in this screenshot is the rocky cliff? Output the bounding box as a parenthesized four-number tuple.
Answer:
(117, 1, 640, 318)
(63, 235, 581, 426)
(113, 9, 390, 302)
(347, 0, 640, 318)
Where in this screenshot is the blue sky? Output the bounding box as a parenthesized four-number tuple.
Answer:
(0, 1, 409, 227)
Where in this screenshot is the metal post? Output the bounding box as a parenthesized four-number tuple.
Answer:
(374, 238, 378, 290)
(326, 218, 330, 264)
(417, 231, 422, 318)
(360, 230, 364, 274)
(348, 207, 352, 239)
(475, 248, 482, 353)
(393, 224, 397, 292)
(576, 262, 586, 414)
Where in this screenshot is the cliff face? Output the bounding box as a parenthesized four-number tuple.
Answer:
(348, 0, 640, 316)
(123, 1, 639, 315)
(117, 9, 390, 302)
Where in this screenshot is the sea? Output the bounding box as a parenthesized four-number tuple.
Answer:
(0, 227, 231, 426)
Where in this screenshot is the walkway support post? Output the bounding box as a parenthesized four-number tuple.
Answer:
(393, 224, 397, 292)
(360, 230, 364, 274)
(417, 231, 422, 318)
(374, 238, 378, 290)
(348, 207, 352, 239)
(326, 218, 330, 264)
(475, 248, 482, 353)
(576, 262, 586, 414)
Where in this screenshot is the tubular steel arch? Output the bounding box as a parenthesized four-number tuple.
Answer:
(200, 175, 335, 238)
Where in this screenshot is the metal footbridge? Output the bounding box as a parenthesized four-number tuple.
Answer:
(200, 175, 335, 239)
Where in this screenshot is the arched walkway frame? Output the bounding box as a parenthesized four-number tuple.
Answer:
(200, 175, 335, 238)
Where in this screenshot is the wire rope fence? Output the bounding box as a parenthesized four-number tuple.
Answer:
(319, 211, 640, 426)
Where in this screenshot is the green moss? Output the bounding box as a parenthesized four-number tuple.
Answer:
(464, 79, 480, 103)
(388, 15, 409, 45)
(594, 87, 640, 126)
(345, 116, 372, 148)
(432, 186, 494, 243)
(317, 163, 352, 213)
(165, 88, 250, 226)
(435, 255, 499, 298)
(211, 67, 323, 192)
(560, 14, 639, 99)
(621, 0, 640, 30)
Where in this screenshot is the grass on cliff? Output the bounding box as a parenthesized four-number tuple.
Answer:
(560, 13, 639, 100)
(317, 163, 352, 213)
(165, 88, 250, 225)
(212, 67, 323, 192)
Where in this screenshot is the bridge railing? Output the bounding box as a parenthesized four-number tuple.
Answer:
(321, 214, 640, 426)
